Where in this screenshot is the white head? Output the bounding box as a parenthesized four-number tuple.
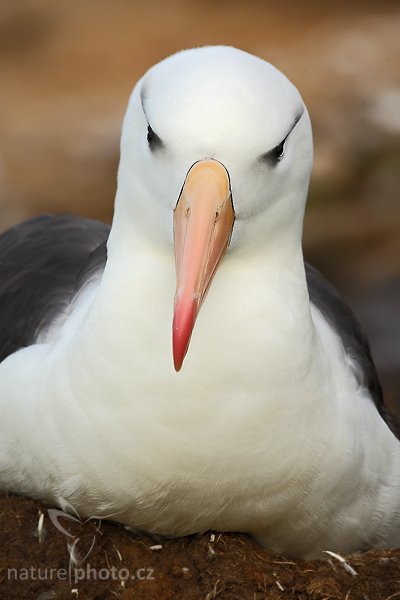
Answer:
(112, 46, 314, 369)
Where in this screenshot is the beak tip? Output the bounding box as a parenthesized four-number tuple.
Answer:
(172, 331, 188, 373)
(174, 360, 183, 373)
(172, 298, 196, 373)
(173, 341, 184, 372)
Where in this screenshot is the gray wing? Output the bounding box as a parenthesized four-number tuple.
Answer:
(0, 214, 110, 362)
(305, 262, 399, 438)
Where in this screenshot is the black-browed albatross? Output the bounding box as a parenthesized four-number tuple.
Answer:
(0, 46, 399, 560)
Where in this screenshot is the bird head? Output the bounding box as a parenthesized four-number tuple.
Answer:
(116, 46, 313, 370)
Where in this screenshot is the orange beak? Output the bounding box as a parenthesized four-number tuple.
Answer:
(173, 159, 235, 371)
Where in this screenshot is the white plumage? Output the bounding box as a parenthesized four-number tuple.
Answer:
(0, 46, 399, 559)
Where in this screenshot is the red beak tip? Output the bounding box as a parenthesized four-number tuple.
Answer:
(174, 360, 183, 373)
(173, 336, 187, 372)
(172, 299, 197, 373)
(173, 344, 184, 372)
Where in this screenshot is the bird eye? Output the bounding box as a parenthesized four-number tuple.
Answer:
(271, 139, 286, 162)
(261, 138, 287, 166)
(259, 111, 303, 167)
(147, 124, 163, 151)
(147, 125, 154, 143)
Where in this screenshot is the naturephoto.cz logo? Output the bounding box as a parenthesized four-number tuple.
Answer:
(7, 564, 155, 584)
(7, 497, 156, 585)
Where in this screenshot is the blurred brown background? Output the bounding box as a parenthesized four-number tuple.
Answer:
(0, 0, 399, 409)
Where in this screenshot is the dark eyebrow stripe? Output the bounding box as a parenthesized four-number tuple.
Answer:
(287, 109, 304, 137)
(266, 108, 304, 152)
(140, 83, 148, 110)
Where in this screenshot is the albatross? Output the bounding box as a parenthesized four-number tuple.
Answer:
(0, 46, 399, 559)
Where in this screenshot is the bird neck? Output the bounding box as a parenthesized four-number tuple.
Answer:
(62, 202, 324, 420)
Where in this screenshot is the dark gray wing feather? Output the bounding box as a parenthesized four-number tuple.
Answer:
(0, 214, 110, 362)
(305, 262, 399, 438)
